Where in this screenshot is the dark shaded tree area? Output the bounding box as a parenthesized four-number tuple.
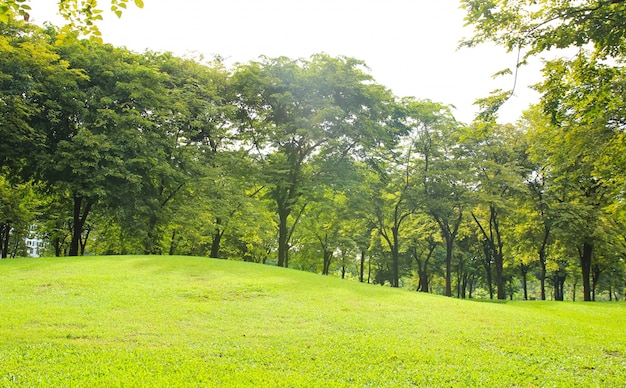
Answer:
(1, 19, 625, 301)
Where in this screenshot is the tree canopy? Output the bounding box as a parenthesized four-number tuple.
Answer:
(0, 10, 624, 302)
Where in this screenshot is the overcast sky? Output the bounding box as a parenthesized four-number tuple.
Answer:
(29, 0, 542, 124)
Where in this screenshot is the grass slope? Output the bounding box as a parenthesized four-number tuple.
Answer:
(0, 255, 624, 387)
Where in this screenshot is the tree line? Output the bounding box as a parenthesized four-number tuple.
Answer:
(1, 17, 625, 301)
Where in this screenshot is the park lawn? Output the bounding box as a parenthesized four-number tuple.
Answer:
(0, 255, 624, 387)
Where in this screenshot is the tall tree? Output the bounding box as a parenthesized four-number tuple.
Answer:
(461, 0, 626, 115)
(369, 139, 421, 288)
(464, 122, 528, 299)
(527, 56, 625, 301)
(403, 98, 467, 297)
(232, 54, 395, 267)
(0, 21, 82, 179)
(42, 35, 167, 256)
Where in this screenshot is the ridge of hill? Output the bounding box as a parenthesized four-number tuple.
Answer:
(0, 255, 624, 386)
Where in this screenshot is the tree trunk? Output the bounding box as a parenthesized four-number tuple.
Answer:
(418, 267, 429, 293)
(322, 249, 332, 275)
(521, 268, 528, 301)
(432, 210, 461, 298)
(69, 194, 93, 257)
(168, 229, 179, 255)
(143, 215, 159, 255)
(444, 236, 453, 297)
(390, 227, 400, 287)
(0, 223, 10, 259)
(209, 217, 225, 258)
(482, 239, 494, 299)
(210, 230, 223, 258)
(579, 241, 593, 301)
(277, 208, 289, 267)
(80, 224, 91, 256)
(461, 272, 469, 299)
(359, 250, 366, 283)
(591, 264, 602, 302)
(539, 250, 547, 300)
(537, 224, 550, 300)
(486, 267, 494, 299)
(494, 243, 505, 300)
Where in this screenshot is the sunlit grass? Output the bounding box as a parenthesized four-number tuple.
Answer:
(0, 255, 624, 386)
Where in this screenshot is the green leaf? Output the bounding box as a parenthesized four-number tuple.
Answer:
(134, 0, 144, 8)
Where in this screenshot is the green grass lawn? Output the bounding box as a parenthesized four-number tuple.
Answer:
(0, 255, 624, 387)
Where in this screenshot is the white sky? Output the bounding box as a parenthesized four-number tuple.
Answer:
(29, 0, 542, 124)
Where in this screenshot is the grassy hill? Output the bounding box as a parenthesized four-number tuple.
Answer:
(0, 255, 624, 386)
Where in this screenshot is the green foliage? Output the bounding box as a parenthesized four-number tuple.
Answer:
(1, 19, 625, 300)
(0, 0, 29, 23)
(0, 256, 624, 386)
(460, 0, 626, 58)
(0, 0, 145, 40)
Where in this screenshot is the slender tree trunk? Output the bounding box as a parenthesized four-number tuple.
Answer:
(144, 215, 159, 255)
(461, 272, 469, 299)
(579, 241, 593, 301)
(367, 254, 372, 284)
(472, 209, 505, 299)
(444, 236, 453, 297)
(0, 223, 10, 259)
(486, 267, 494, 299)
(391, 249, 400, 287)
(482, 239, 494, 299)
(69, 194, 93, 257)
(359, 250, 366, 283)
(537, 224, 550, 300)
(539, 250, 547, 300)
(210, 226, 224, 258)
(591, 264, 602, 302)
(79, 224, 91, 256)
(431, 211, 461, 297)
(391, 226, 400, 288)
(169, 231, 177, 256)
(322, 249, 332, 275)
(277, 207, 289, 267)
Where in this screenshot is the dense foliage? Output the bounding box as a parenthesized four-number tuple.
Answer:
(1, 18, 625, 301)
(460, 0, 626, 301)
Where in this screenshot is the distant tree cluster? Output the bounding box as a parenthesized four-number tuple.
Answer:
(1, 3, 625, 301)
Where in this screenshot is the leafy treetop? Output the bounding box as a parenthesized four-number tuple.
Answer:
(460, 0, 626, 59)
(0, 0, 144, 40)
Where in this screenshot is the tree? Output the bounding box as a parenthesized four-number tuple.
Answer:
(0, 21, 83, 179)
(408, 217, 441, 293)
(0, 176, 38, 258)
(118, 53, 234, 255)
(233, 54, 395, 268)
(0, 0, 145, 40)
(464, 122, 528, 299)
(523, 56, 626, 301)
(40, 35, 169, 256)
(461, 0, 626, 58)
(404, 98, 467, 297)
(369, 139, 421, 288)
(461, 0, 626, 118)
